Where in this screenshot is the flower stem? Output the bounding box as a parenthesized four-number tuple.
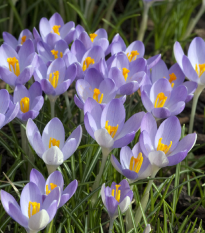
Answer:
(91, 149, 109, 206)
(63, 92, 72, 119)
(48, 96, 58, 119)
(109, 218, 115, 233)
(188, 85, 204, 134)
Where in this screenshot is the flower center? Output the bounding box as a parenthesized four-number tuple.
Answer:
(129, 152, 143, 173)
(51, 50, 63, 59)
(28, 202, 40, 218)
(89, 33, 97, 42)
(105, 120, 118, 138)
(93, 88, 103, 103)
(126, 50, 139, 62)
(157, 138, 172, 154)
(49, 71, 59, 89)
(46, 183, 58, 195)
(154, 93, 167, 108)
(7, 57, 20, 76)
(195, 64, 205, 78)
(111, 185, 121, 202)
(21, 35, 26, 45)
(52, 25, 60, 35)
(49, 137, 60, 148)
(122, 68, 130, 81)
(168, 73, 177, 88)
(82, 57, 95, 71)
(20, 97, 30, 113)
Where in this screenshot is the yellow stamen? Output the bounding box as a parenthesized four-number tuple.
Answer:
(46, 183, 58, 195)
(154, 93, 167, 108)
(21, 35, 26, 45)
(168, 73, 177, 88)
(157, 138, 172, 154)
(28, 202, 40, 218)
(129, 152, 143, 173)
(126, 50, 139, 62)
(105, 120, 118, 138)
(122, 68, 130, 81)
(49, 71, 59, 89)
(82, 57, 95, 71)
(90, 33, 98, 42)
(60, 52, 63, 58)
(20, 97, 30, 113)
(7, 57, 20, 76)
(195, 63, 205, 78)
(49, 137, 60, 148)
(52, 25, 60, 35)
(93, 88, 103, 103)
(51, 50, 59, 59)
(111, 185, 121, 202)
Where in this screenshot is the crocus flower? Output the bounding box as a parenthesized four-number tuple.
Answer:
(26, 117, 82, 174)
(174, 37, 205, 87)
(139, 113, 196, 174)
(101, 179, 133, 219)
(148, 59, 197, 102)
(1, 182, 60, 233)
(144, 224, 151, 233)
(0, 89, 20, 129)
(107, 52, 146, 95)
(13, 82, 44, 122)
(107, 33, 145, 58)
(3, 29, 34, 52)
(141, 78, 187, 119)
(34, 57, 76, 98)
(84, 98, 145, 154)
(30, 169, 78, 208)
(39, 12, 75, 45)
(74, 68, 117, 109)
(0, 40, 37, 88)
(111, 143, 151, 181)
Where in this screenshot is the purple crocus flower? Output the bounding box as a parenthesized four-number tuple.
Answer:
(30, 169, 78, 208)
(39, 12, 75, 45)
(101, 179, 133, 219)
(1, 182, 60, 233)
(34, 57, 76, 98)
(0, 40, 37, 88)
(174, 37, 205, 86)
(3, 29, 34, 52)
(139, 113, 196, 173)
(0, 89, 20, 129)
(111, 143, 151, 181)
(107, 52, 146, 95)
(26, 117, 82, 174)
(148, 59, 197, 103)
(141, 78, 187, 119)
(84, 98, 145, 154)
(107, 33, 145, 58)
(74, 68, 117, 109)
(13, 82, 44, 122)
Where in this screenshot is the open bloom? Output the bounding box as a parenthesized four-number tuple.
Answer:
(174, 37, 205, 86)
(84, 98, 145, 154)
(111, 143, 151, 181)
(39, 12, 75, 45)
(139, 113, 197, 172)
(34, 57, 76, 97)
(0, 89, 19, 129)
(0, 40, 37, 87)
(1, 182, 60, 233)
(74, 68, 117, 109)
(3, 29, 34, 52)
(13, 82, 44, 122)
(101, 179, 133, 219)
(141, 78, 187, 119)
(26, 117, 82, 173)
(148, 59, 197, 103)
(30, 169, 78, 208)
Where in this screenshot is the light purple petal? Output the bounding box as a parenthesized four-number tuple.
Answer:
(30, 169, 46, 195)
(111, 154, 123, 174)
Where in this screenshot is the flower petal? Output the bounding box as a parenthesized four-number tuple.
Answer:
(28, 209, 49, 232)
(30, 169, 46, 195)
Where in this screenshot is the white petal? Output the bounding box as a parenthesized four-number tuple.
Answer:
(148, 151, 169, 168)
(143, 224, 151, 233)
(28, 209, 49, 232)
(119, 196, 131, 214)
(101, 183, 106, 205)
(42, 147, 64, 166)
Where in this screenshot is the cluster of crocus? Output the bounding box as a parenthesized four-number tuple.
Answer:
(0, 11, 200, 232)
